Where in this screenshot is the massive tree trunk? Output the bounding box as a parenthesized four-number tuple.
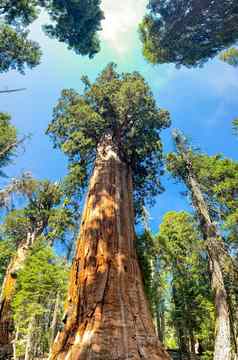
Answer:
(0, 231, 36, 355)
(187, 175, 231, 360)
(49, 133, 170, 360)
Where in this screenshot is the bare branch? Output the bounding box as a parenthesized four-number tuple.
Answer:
(0, 88, 26, 94)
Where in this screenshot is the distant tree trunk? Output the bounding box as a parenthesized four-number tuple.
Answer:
(187, 174, 231, 360)
(150, 257, 158, 333)
(226, 286, 238, 359)
(188, 324, 195, 355)
(235, 306, 238, 360)
(156, 301, 165, 343)
(50, 292, 60, 347)
(25, 316, 35, 360)
(13, 327, 19, 360)
(172, 284, 188, 355)
(49, 133, 170, 360)
(0, 231, 36, 353)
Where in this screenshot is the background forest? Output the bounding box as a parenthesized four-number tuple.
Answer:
(0, 1, 238, 360)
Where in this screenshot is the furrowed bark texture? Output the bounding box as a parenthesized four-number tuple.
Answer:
(187, 174, 231, 360)
(49, 134, 170, 360)
(0, 232, 36, 357)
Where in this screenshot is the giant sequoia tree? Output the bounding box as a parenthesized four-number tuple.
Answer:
(47, 63, 171, 360)
(140, 0, 238, 67)
(167, 130, 232, 360)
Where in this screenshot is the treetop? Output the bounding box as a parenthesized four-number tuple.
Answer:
(47, 63, 171, 214)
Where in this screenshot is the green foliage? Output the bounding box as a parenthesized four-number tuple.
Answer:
(136, 230, 170, 343)
(137, 211, 215, 353)
(12, 241, 69, 358)
(233, 118, 238, 136)
(0, 239, 14, 286)
(2, 179, 77, 252)
(220, 47, 238, 67)
(0, 24, 41, 73)
(190, 155, 238, 218)
(136, 231, 155, 301)
(44, 0, 104, 58)
(167, 132, 238, 354)
(47, 63, 170, 214)
(0, 0, 45, 27)
(0, 0, 104, 64)
(3, 210, 31, 247)
(167, 132, 238, 249)
(0, 112, 17, 173)
(140, 0, 238, 67)
(157, 211, 215, 354)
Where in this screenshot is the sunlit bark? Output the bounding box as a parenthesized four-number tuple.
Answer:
(49, 133, 170, 360)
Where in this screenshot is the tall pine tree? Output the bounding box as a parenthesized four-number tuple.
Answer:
(167, 130, 232, 360)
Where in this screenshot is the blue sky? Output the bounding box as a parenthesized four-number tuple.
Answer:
(1, 0, 238, 232)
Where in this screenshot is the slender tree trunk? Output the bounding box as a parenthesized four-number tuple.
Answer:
(156, 302, 165, 343)
(150, 257, 158, 334)
(49, 133, 170, 360)
(172, 284, 188, 355)
(13, 327, 19, 360)
(226, 278, 238, 359)
(25, 316, 35, 360)
(0, 231, 36, 352)
(235, 306, 238, 360)
(187, 175, 231, 360)
(50, 292, 60, 347)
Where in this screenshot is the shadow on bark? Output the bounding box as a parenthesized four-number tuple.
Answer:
(50, 158, 170, 360)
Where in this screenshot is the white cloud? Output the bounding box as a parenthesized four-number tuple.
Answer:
(100, 0, 147, 54)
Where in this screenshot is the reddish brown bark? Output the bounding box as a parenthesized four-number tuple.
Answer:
(49, 134, 170, 360)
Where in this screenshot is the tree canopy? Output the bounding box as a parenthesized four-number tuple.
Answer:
(47, 63, 170, 214)
(140, 0, 238, 67)
(44, 0, 104, 58)
(1, 178, 77, 250)
(0, 24, 41, 73)
(0, 0, 104, 72)
(167, 144, 238, 224)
